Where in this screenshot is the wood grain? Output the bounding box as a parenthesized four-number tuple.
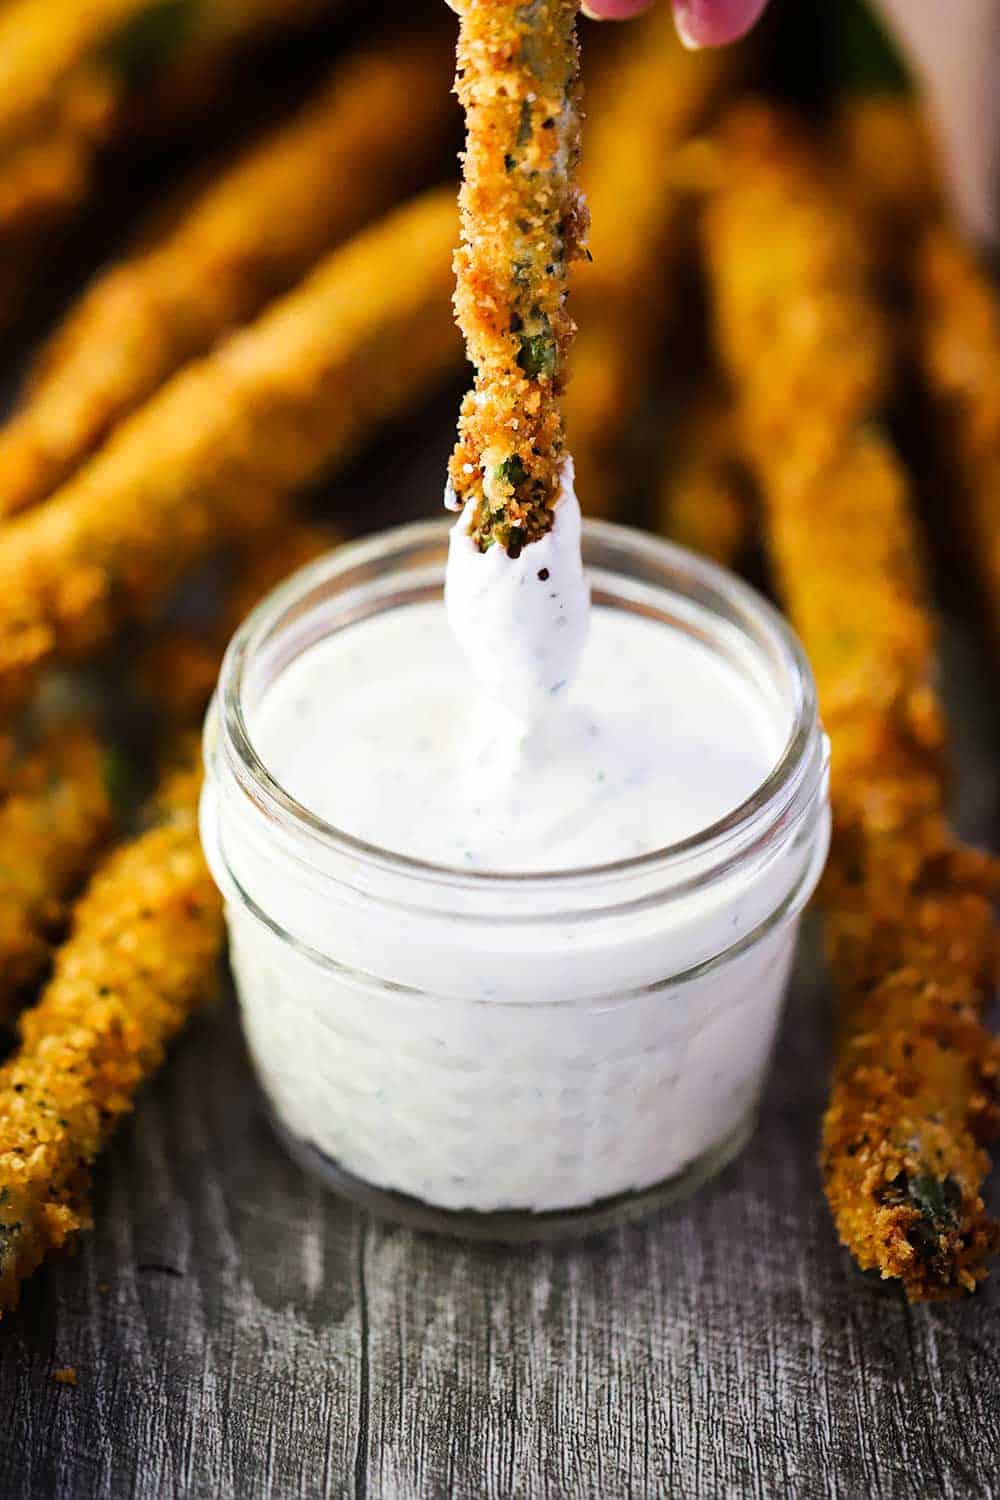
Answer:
(1, 913, 998, 1500)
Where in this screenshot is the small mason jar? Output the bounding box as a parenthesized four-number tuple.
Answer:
(201, 520, 830, 1240)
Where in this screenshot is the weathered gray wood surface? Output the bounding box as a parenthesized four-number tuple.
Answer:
(3, 927, 999, 1500)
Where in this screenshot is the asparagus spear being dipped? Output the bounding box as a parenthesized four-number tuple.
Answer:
(447, 0, 587, 556)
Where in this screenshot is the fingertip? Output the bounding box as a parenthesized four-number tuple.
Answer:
(673, 0, 769, 48)
(580, 0, 654, 20)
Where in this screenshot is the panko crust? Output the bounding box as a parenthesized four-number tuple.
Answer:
(701, 103, 1000, 1300)
(448, 0, 587, 554)
(0, 752, 222, 1315)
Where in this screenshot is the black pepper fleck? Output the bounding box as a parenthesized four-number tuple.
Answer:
(537, 567, 550, 581)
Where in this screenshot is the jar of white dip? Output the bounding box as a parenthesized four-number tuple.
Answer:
(201, 520, 830, 1239)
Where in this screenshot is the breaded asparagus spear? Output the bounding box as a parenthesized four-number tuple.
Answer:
(0, 42, 453, 518)
(566, 9, 734, 516)
(0, 746, 222, 1315)
(0, 0, 331, 241)
(911, 228, 1000, 650)
(448, 0, 587, 555)
(0, 721, 114, 1023)
(0, 188, 459, 716)
(701, 104, 1000, 1299)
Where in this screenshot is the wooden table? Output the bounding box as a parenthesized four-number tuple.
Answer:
(1, 419, 999, 1499)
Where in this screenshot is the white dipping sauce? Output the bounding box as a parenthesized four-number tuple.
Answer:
(253, 602, 779, 873)
(204, 530, 830, 1216)
(445, 460, 591, 724)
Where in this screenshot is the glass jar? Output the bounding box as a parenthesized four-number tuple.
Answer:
(200, 519, 830, 1240)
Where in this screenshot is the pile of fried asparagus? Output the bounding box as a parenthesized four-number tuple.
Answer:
(0, 1, 997, 1314)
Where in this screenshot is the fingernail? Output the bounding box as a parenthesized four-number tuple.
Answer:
(672, 3, 701, 48)
(580, 3, 603, 17)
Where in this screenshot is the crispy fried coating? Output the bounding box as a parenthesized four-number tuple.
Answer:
(0, 41, 453, 518)
(0, 722, 113, 1024)
(0, 188, 459, 716)
(0, 0, 330, 241)
(0, 748, 222, 1314)
(912, 228, 1000, 648)
(448, 0, 587, 554)
(657, 394, 750, 565)
(566, 10, 734, 517)
(702, 103, 1000, 1299)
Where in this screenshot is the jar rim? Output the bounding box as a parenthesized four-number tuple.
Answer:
(213, 517, 824, 892)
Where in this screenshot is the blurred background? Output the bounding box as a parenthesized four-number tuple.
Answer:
(0, 0, 994, 824)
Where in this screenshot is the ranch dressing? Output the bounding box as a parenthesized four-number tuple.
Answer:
(202, 520, 830, 1224)
(252, 600, 779, 873)
(445, 460, 591, 724)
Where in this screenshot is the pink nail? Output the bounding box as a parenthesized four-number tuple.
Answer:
(582, 0, 652, 19)
(673, 0, 769, 48)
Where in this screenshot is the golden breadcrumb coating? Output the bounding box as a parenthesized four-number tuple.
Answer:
(448, 0, 587, 554)
(0, 749, 222, 1315)
(566, 10, 734, 517)
(912, 228, 1000, 649)
(0, 188, 459, 716)
(701, 103, 1000, 1300)
(658, 395, 751, 566)
(0, 722, 113, 1024)
(0, 41, 453, 518)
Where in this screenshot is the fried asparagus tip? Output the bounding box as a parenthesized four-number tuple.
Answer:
(448, 0, 587, 555)
(0, 40, 453, 517)
(0, 746, 223, 1315)
(701, 103, 1000, 1299)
